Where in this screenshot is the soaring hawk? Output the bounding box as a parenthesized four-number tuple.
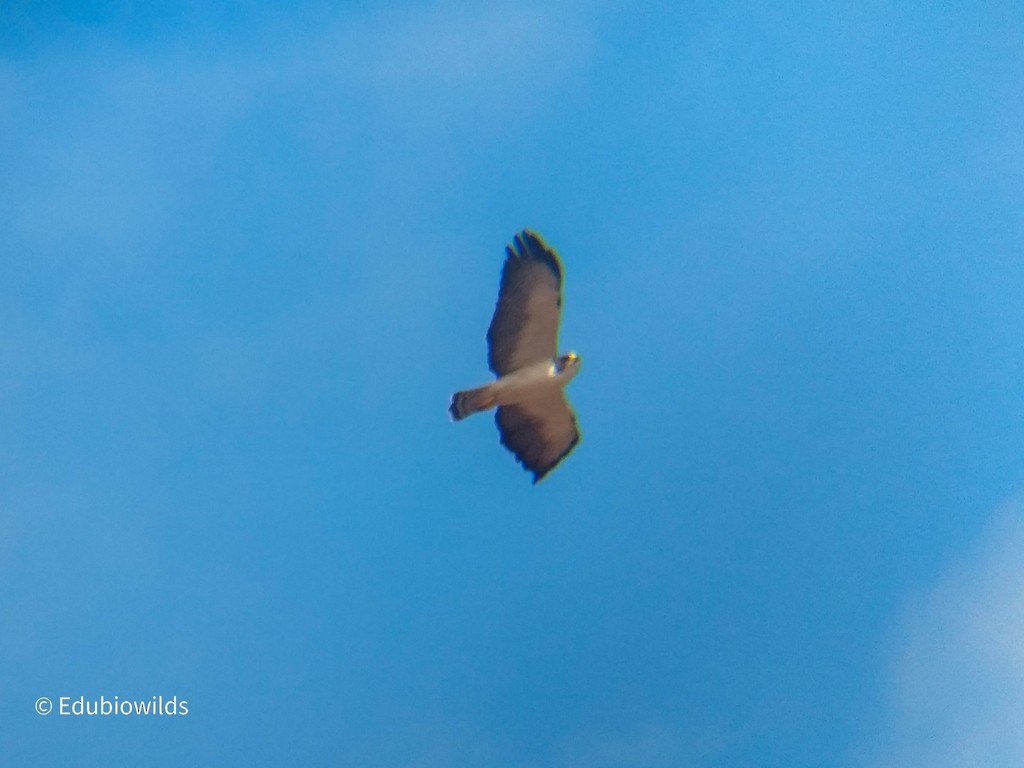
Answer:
(449, 229, 582, 483)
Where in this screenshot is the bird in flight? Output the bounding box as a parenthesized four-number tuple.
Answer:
(449, 229, 582, 483)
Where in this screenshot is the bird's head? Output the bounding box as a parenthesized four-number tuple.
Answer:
(556, 351, 582, 374)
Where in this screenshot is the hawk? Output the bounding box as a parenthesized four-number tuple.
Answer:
(449, 229, 582, 483)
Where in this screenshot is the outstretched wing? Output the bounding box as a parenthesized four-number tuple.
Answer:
(496, 394, 581, 483)
(487, 230, 564, 376)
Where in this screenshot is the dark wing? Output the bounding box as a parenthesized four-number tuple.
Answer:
(495, 394, 581, 483)
(487, 230, 564, 376)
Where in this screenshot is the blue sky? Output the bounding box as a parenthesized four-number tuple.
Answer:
(2, 2, 1023, 766)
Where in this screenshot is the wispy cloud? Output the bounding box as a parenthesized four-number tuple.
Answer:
(340, 4, 595, 92)
(0, 2, 597, 250)
(863, 499, 1024, 768)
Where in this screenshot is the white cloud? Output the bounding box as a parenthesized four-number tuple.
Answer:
(864, 499, 1024, 768)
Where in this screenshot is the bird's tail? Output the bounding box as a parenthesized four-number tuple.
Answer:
(449, 385, 495, 421)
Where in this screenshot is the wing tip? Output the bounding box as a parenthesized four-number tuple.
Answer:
(530, 429, 582, 484)
(498, 422, 580, 485)
(508, 228, 563, 281)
